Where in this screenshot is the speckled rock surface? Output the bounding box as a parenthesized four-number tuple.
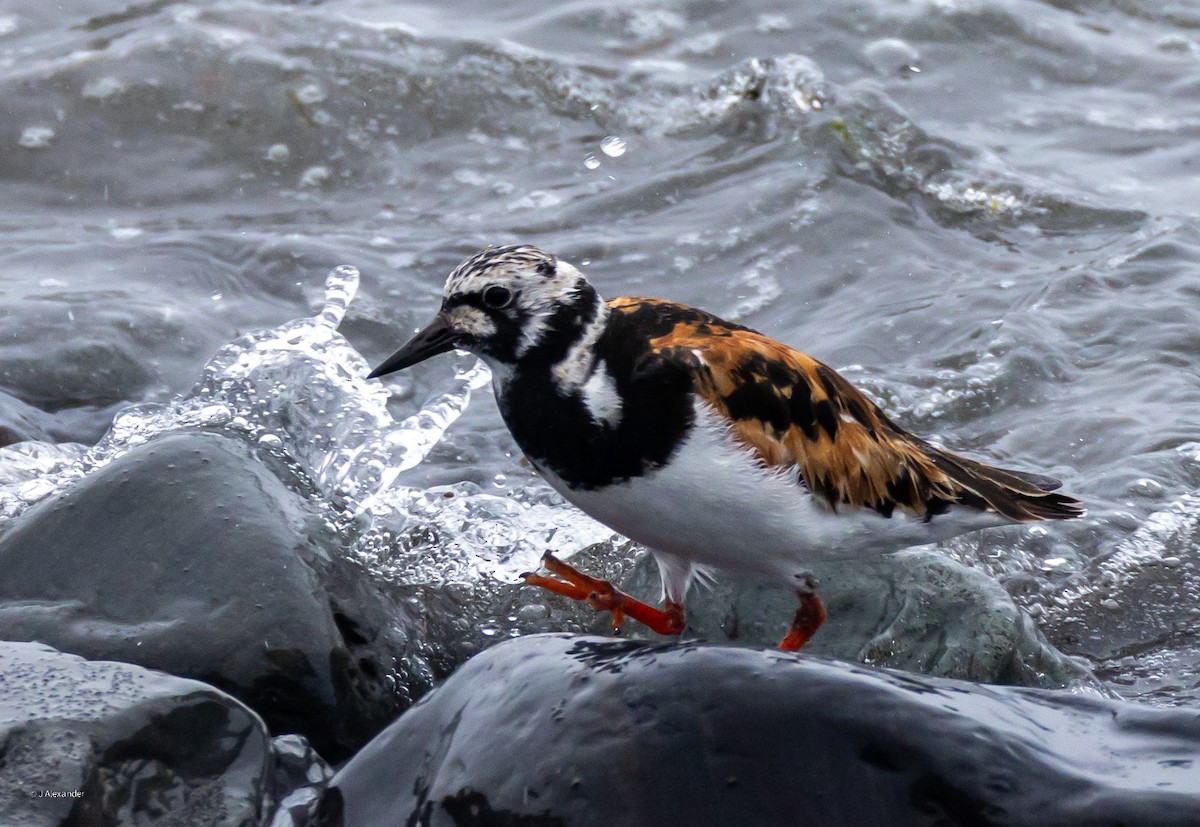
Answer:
(0, 640, 272, 826)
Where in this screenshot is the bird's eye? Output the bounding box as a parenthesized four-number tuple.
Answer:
(482, 286, 513, 309)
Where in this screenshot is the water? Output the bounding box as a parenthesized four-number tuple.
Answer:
(2, 1, 1200, 704)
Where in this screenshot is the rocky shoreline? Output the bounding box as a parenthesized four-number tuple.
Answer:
(2, 427, 1198, 826)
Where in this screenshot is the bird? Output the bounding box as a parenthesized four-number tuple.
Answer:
(368, 245, 1083, 650)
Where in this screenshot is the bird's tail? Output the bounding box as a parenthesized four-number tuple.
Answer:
(926, 446, 1085, 522)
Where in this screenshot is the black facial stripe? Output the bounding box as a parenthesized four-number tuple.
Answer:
(445, 291, 511, 311)
(475, 306, 527, 361)
(440, 292, 527, 360)
(517, 281, 598, 367)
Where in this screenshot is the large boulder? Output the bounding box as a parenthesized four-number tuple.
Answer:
(0, 640, 273, 826)
(0, 430, 414, 761)
(321, 634, 1200, 827)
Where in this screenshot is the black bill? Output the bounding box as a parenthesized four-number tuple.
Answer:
(367, 313, 457, 378)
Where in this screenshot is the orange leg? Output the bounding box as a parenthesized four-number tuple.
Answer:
(779, 589, 827, 651)
(521, 552, 685, 635)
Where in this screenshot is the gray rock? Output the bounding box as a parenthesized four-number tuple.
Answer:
(0, 325, 155, 443)
(0, 640, 272, 827)
(321, 634, 1200, 827)
(0, 430, 412, 761)
(617, 547, 1098, 689)
(267, 734, 334, 827)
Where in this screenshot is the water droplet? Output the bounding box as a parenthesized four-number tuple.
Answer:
(507, 190, 562, 211)
(599, 136, 626, 157)
(583, 153, 600, 170)
(266, 143, 290, 162)
(195, 405, 233, 426)
(258, 434, 283, 448)
(452, 168, 487, 186)
(517, 603, 551, 622)
(299, 166, 330, 187)
(82, 77, 126, 99)
(294, 83, 326, 105)
(755, 13, 792, 33)
(863, 38, 921, 76)
(18, 126, 55, 149)
(211, 291, 223, 301)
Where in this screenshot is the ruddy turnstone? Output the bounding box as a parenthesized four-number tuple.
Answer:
(369, 245, 1083, 649)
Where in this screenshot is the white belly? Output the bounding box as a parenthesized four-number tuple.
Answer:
(538, 402, 1006, 581)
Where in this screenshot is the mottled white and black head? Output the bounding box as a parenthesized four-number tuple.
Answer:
(369, 245, 606, 381)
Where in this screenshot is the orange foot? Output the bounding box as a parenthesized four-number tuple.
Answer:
(521, 551, 686, 636)
(779, 589, 827, 651)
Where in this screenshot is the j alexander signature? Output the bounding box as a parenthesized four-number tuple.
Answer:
(30, 789, 83, 798)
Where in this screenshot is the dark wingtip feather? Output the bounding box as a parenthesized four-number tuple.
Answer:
(1022, 490, 1086, 520)
(927, 449, 1084, 522)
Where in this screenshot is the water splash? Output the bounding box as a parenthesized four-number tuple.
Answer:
(316, 264, 358, 329)
(0, 266, 488, 519)
(0, 265, 614, 588)
(826, 86, 1036, 220)
(695, 55, 830, 124)
(1044, 493, 1200, 627)
(350, 482, 615, 587)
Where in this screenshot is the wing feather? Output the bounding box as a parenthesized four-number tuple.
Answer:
(610, 297, 1082, 522)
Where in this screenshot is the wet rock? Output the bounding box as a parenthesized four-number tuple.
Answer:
(0, 332, 154, 413)
(0, 388, 121, 447)
(0, 388, 55, 446)
(0, 640, 272, 826)
(0, 430, 411, 761)
(321, 634, 1200, 827)
(267, 734, 334, 827)
(619, 547, 1098, 689)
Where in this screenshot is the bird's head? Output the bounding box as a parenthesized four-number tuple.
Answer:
(369, 245, 602, 379)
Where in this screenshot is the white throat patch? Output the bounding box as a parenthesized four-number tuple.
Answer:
(550, 302, 609, 389)
(549, 302, 621, 426)
(580, 362, 623, 427)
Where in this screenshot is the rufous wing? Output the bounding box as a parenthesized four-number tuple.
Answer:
(610, 297, 1082, 522)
